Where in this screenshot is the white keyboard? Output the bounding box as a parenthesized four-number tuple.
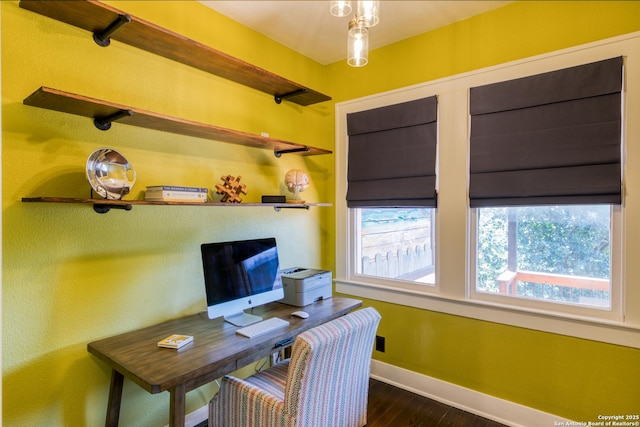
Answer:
(236, 317, 290, 338)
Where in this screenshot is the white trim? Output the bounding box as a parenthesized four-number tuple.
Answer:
(336, 279, 640, 348)
(370, 360, 564, 427)
(335, 31, 640, 349)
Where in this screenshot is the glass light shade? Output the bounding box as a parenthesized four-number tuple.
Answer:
(348, 18, 368, 67)
(330, 0, 352, 17)
(356, 0, 380, 27)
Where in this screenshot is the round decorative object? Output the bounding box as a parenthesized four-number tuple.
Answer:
(86, 148, 136, 200)
(285, 169, 309, 202)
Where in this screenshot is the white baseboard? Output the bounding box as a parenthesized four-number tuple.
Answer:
(370, 360, 563, 427)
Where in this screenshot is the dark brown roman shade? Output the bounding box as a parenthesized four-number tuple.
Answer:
(346, 96, 438, 208)
(469, 56, 623, 207)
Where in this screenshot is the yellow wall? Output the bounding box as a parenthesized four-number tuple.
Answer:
(328, 0, 640, 423)
(327, 1, 640, 102)
(2, 1, 332, 425)
(3, 1, 640, 426)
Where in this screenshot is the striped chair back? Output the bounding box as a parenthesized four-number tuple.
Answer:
(285, 307, 381, 426)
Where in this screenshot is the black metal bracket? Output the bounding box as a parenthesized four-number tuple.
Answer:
(274, 205, 309, 212)
(93, 14, 132, 47)
(274, 88, 309, 104)
(94, 109, 134, 131)
(90, 189, 133, 213)
(274, 146, 310, 158)
(93, 203, 133, 214)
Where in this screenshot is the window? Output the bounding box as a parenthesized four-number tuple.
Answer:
(474, 205, 611, 308)
(345, 96, 439, 288)
(355, 208, 435, 284)
(336, 35, 639, 347)
(468, 57, 623, 317)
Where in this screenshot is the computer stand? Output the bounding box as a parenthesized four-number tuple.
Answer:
(224, 311, 262, 327)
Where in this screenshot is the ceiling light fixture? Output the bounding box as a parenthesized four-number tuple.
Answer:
(331, 0, 380, 67)
(357, 0, 380, 28)
(330, 0, 352, 17)
(348, 17, 368, 67)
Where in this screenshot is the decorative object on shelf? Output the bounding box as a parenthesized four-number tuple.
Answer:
(262, 195, 287, 204)
(285, 169, 309, 204)
(215, 175, 247, 203)
(86, 148, 136, 200)
(330, 0, 380, 67)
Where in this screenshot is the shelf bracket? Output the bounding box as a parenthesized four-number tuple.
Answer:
(94, 109, 134, 131)
(274, 146, 310, 158)
(274, 88, 309, 104)
(93, 14, 132, 47)
(90, 189, 133, 213)
(274, 205, 310, 212)
(93, 203, 133, 214)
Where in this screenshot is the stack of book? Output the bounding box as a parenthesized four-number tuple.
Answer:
(157, 334, 193, 349)
(145, 185, 209, 202)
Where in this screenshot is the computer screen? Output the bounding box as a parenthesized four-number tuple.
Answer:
(201, 237, 284, 326)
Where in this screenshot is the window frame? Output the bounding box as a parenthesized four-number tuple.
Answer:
(350, 206, 439, 292)
(335, 32, 640, 349)
(468, 205, 623, 322)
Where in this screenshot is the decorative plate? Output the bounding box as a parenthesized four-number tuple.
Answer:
(86, 148, 136, 200)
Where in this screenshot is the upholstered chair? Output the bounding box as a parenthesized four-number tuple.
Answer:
(209, 307, 381, 427)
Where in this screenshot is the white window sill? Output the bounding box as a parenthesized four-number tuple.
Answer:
(336, 278, 640, 349)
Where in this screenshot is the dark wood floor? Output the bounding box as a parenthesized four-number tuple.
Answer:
(200, 378, 508, 427)
(367, 379, 508, 427)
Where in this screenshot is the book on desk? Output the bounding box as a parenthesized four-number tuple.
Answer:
(157, 334, 193, 349)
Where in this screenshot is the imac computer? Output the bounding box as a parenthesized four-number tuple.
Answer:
(201, 237, 284, 327)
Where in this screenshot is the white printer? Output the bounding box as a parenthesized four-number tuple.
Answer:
(280, 268, 332, 307)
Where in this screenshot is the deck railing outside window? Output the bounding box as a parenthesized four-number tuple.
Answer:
(476, 205, 611, 308)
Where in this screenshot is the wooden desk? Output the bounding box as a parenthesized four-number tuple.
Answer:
(87, 297, 362, 427)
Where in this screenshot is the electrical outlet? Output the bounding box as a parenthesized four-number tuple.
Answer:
(375, 335, 385, 352)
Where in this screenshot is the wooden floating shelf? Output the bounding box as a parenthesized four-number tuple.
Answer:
(18, 0, 331, 106)
(22, 197, 331, 213)
(23, 87, 332, 157)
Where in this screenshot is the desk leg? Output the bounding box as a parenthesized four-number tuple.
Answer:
(169, 383, 186, 427)
(105, 370, 124, 427)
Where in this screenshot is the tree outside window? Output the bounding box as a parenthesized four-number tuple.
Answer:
(476, 205, 611, 308)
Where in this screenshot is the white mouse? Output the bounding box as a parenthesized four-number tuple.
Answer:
(291, 311, 309, 319)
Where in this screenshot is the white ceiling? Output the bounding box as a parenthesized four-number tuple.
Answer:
(199, 1, 512, 65)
